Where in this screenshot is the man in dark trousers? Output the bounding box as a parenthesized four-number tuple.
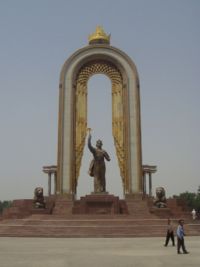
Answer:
(164, 218, 175, 246)
(176, 219, 189, 254)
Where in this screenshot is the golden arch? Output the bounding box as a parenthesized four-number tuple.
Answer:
(74, 60, 129, 194)
(57, 45, 143, 197)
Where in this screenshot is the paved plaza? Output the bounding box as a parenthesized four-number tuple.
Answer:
(0, 236, 199, 267)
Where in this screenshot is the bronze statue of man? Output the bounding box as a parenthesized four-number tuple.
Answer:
(88, 133, 110, 193)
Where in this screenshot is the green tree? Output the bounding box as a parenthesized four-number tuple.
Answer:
(177, 187, 200, 211)
(0, 200, 12, 214)
(179, 192, 196, 209)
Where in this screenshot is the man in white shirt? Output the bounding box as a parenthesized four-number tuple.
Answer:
(176, 219, 189, 254)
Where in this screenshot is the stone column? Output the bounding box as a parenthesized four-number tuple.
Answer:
(54, 172, 57, 195)
(143, 172, 146, 195)
(48, 173, 51, 196)
(149, 173, 152, 197)
(142, 165, 157, 197)
(43, 165, 57, 196)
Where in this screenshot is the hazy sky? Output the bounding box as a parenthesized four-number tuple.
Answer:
(0, 0, 200, 200)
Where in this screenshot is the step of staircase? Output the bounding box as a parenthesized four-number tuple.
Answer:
(0, 214, 199, 237)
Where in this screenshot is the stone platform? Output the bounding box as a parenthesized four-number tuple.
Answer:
(0, 194, 199, 237)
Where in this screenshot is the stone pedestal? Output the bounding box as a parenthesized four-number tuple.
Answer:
(72, 194, 128, 214)
(125, 193, 144, 200)
(52, 195, 74, 215)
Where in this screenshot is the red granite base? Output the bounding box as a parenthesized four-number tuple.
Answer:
(0, 195, 199, 237)
(73, 194, 128, 214)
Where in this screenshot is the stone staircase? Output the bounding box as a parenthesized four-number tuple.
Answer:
(0, 195, 199, 237)
(0, 214, 199, 237)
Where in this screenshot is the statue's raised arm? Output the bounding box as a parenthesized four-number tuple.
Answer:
(88, 133, 95, 154)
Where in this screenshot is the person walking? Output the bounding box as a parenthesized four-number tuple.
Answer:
(176, 219, 189, 254)
(164, 218, 175, 246)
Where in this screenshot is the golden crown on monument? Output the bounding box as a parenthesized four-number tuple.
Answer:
(88, 26, 110, 45)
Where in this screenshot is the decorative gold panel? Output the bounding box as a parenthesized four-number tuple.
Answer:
(74, 60, 128, 192)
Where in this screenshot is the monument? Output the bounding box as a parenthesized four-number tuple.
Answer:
(56, 26, 143, 198)
(1, 27, 198, 237)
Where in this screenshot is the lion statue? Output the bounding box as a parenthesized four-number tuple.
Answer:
(33, 187, 45, 208)
(153, 186, 167, 208)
